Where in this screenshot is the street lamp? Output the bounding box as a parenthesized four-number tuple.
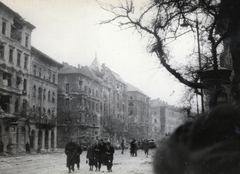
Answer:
(181, 18, 204, 114)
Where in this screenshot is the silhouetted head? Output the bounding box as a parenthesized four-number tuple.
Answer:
(154, 105, 240, 174)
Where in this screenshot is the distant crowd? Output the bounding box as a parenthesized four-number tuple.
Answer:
(65, 137, 114, 173)
(64, 138, 152, 173)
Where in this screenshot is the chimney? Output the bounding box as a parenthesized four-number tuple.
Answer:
(78, 64, 81, 69)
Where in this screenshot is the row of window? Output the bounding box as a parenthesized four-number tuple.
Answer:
(32, 105, 55, 117)
(2, 19, 30, 48)
(33, 65, 56, 83)
(2, 72, 27, 91)
(0, 45, 29, 69)
(32, 85, 55, 103)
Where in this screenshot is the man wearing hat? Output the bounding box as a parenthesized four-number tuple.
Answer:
(65, 137, 77, 173)
(105, 142, 115, 172)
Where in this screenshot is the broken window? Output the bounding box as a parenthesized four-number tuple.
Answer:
(11, 18, 23, 42)
(11, 25, 22, 42)
(2, 20, 6, 35)
(16, 76, 22, 88)
(0, 95, 11, 113)
(0, 45, 4, 59)
(9, 48, 13, 63)
(3, 72, 12, 87)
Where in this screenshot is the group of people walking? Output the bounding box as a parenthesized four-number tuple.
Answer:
(65, 138, 83, 173)
(130, 139, 149, 157)
(65, 137, 114, 173)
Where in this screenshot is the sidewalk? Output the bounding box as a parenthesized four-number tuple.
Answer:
(0, 149, 155, 174)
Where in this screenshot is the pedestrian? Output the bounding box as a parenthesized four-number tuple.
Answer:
(99, 139, 106, 166)
(130, 139, 135, 156)
(65, 137, 77, 173)
(121, 139, 125, 154)
(133, 139, 138, 157)
(0, 141, 4, 154)
(142, 139, 149, 157)
(86, 143, 95, 171)
(26, 142, 30, 154)
(105, 142, 115, 172)
(93, 140, 101, 171)
(75, 142, 83, 170)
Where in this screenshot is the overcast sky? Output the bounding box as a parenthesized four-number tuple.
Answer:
(1, 0, 191, 106)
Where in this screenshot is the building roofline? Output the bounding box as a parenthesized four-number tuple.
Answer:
(31, 46, 63, 69)
(0, 1, 36, 29)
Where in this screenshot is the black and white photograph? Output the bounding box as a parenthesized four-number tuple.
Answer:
(1, 0, 240, 174)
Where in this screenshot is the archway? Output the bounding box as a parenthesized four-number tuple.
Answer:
(45, 130, 49, 150)
(21, 126, 26, 151)
(30, 130, 35, 150)
(51, 130, 54, 149)
(38, 130, 42, 150)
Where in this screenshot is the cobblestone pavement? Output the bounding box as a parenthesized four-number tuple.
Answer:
(0, 149, 155, 174)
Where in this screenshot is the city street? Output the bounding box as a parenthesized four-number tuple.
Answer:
(0, 149, 155, 174)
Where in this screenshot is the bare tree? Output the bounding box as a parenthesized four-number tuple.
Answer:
(98, 0, 240, 108)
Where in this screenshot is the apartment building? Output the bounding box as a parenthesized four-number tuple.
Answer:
(127, 83, 150, 141)
(0, 2, 35, 154)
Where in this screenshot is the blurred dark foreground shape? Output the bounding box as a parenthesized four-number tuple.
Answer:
(154, 105, 240, 174)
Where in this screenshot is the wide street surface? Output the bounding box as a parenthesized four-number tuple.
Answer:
(0, 149, 155, 174)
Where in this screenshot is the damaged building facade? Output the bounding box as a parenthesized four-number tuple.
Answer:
(0, 2, 35, 154)
(0, 2, 62, 154)
(57, 59, 129, 147)
(28, 47, 62, 152)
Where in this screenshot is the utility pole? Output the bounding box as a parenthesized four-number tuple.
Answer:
(196, 19, 205, 114)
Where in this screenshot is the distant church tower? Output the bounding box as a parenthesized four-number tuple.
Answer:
(90, 51, 100, 71)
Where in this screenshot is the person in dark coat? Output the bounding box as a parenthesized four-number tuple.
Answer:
(130, 139, 137, 157)
(105, 142, 115, 172)
(26, 142, 30, 154)
(121, 139, 125, 154)
(99, 139, 106, 165)
(65, 137, 77, 173)
(75, 142, 83, 170)
(142, 139, 149, 156)
(86, 143, 95, 171)
(93, 140, 101, 171)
